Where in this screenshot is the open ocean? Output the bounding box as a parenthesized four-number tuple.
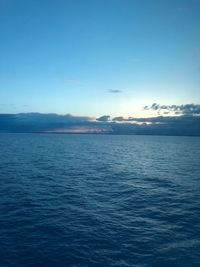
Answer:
(0, 133, 200, 267)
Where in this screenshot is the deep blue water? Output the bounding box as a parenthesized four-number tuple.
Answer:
(0, 134, 200, 267)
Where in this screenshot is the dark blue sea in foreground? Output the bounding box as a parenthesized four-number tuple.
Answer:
(0, 134, 200, 267)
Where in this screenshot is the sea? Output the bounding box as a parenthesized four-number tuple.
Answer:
(0, 133, 200, 267)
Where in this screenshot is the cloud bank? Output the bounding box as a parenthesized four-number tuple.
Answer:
(97, 115, 111, 122)
(0, 104, 200, 136)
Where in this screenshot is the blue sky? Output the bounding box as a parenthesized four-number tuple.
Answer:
(0, 0, 200, 116)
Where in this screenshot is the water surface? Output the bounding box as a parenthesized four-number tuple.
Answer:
(0, 134, 200, 267)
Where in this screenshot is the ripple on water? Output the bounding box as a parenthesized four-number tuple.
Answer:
(0, 134, 200, 267)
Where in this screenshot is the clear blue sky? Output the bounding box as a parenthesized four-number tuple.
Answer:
(0, 0, 199, 116)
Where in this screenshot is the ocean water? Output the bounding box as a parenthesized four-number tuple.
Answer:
(0, 134, 200, 267)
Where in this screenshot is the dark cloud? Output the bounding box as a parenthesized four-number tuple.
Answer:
(64, 114, 93, 123)
(15, 113, 93, 124)
(108, 89, 122, 93)
(110, 115, 200, 136)
(0, 113, 95, 133)
(112, 116, 125, 122)
(151, 103, 160, 110)
(0, 105, 200, 136)
(96, 115, 111, 122)
(144, 103, 200, 115)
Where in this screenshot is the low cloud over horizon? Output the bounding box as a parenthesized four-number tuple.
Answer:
(0, 104, 200, 136)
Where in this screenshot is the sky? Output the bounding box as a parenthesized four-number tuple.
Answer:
(0, 0, 200, 117)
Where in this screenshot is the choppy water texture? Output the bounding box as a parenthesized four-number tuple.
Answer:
(0, 134, 200, 267)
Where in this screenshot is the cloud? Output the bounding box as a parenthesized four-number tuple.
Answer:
(175, 104, 200, 115)
(112, 116, 125, 122)
(96, 115, 111, 122)
(144, 103, 200, 115)
(0, 113, 112, 133)
(108, 89, 122, 93)
(15, 113, 93, 123)
(110, 115, 200, 136)
(0, 104, 200, 136)
(64, 114, 94, 123)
